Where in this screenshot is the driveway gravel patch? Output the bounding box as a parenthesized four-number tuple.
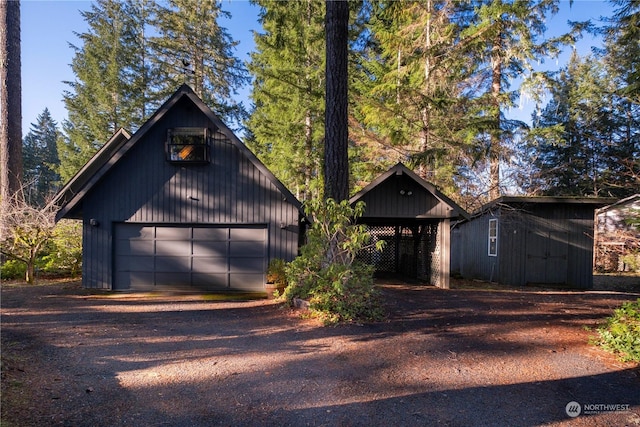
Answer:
(1, 280, 639, 426)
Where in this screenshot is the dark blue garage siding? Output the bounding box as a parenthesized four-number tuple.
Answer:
(55, 86, 304, 290)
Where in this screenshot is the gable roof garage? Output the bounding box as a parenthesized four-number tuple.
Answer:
(350, 163, 468, 289)
(52, 85, 305, 292)
(451, 196, 615, 289)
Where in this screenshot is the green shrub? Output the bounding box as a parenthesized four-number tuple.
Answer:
(1, 259, 27, 280)
(41, 220, 82, 277)
(266, 258, 287, 286)
(283, 198, 384, 325)
(595, 299, 640, 362)
(621, 253, 640, 273)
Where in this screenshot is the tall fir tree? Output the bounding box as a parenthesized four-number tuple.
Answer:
(246, 0, 326, 202)
(527, 52, 625, 197)
(22, 109, 61, 207)
(601, 0, 640, 192)
(61, 0, 150, 182)
(352, 0, 470, 197)
(603, 0, 640, 103)
(150, 0, 249, 128)
(457, 0, 570, 201)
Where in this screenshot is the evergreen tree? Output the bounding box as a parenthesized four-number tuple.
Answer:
(246, 0, 326, 202)
(528, 53, 621, 196)
(61, 0, 150, 182)
(601, 0, 640, 192)
(352, 0, 470, 197)
(150, 0, 249, 128)
(22, 109, 61, 207)
(604, 0, 640, 103)
(458, 0, 569, 201)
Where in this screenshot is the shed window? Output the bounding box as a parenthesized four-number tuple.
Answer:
(488, 218, 498, 256)
(167, 128, 210, 163)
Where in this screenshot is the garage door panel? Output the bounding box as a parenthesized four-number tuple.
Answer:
(155, 256, 191, 272)
(127, 240, 154, 255)
(115, 236, 153, 255)
(193, 228, 228, 240)
(128, 272, 155, 289)
(118, 225, 154, 240)
(117, 255, 154, 271)
(229, 256, 264, 273)
(155, 227, 191, 240)
(192, 257, 227, 272)
(230, 241, 265, 257)
(231, 228, 265, 241)
(156, 240, 191, 256)
(192, 241, 227, 256)
(155, 272, 192, 286)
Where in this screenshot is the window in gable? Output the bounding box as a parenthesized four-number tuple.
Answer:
(167, 128, 210, 163)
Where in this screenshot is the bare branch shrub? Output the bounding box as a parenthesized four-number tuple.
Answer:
(0, 191, 58, 283)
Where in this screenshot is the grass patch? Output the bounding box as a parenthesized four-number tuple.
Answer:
(594, 298, 640, 362)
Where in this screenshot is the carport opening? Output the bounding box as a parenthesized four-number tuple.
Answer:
(357, 221, 441, 284)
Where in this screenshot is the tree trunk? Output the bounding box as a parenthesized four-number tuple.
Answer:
(0, 0, 23, 239)
(323, 0, 349, 202)
(26, 253, 35, 285)
(489, 31, 502, 201)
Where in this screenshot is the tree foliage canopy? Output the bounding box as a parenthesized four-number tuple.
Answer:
(24, 0, 640, 207)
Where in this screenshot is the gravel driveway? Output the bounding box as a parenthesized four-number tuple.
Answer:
(2, 280, 639, 427)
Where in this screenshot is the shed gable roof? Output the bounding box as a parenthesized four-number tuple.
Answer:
(465, 195, 618, 221)
(596, 194, 640, 215)
(51, 84, 303, 221)
(349, 163, 468, 219)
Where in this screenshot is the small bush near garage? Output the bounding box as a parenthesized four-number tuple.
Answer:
(284, 199, 384, 325)
(595, 299, 640, 362)
(0, 259, 27, 280)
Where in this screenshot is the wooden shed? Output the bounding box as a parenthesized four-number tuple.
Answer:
(450, 196, 614, 289)
(52, 84, 305, 292)
(350, 163, 468, 289)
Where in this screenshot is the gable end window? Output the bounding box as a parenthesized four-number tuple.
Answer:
(488, 218, 498, 256)
(167, 128, 210, 163)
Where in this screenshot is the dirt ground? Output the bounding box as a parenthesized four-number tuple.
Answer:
(1, 279, 639, 427)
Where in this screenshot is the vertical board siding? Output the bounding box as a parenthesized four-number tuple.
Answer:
(452, 202, 597, 288)
(81, 99, 300, 289)
(360, 174, 452, 218)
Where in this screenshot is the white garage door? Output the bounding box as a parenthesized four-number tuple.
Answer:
(114, 224, 267, 292)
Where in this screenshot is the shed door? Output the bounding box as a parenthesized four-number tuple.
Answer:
(526, 229, 568, 285)
(114, 224, 267, 292)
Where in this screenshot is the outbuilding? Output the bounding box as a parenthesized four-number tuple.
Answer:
(350, 163, 468, 289)
(52, 84, 305, 292)
(450, 196, 615, 288)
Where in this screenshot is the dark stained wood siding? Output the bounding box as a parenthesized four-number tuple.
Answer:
(451, 201, 598, 288)
(452, 211, 500, 282)
(358, 173, 454, 218)
(80, 97, 300, 289)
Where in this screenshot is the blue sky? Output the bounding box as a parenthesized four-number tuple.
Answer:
(21, 0, 614, 137)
